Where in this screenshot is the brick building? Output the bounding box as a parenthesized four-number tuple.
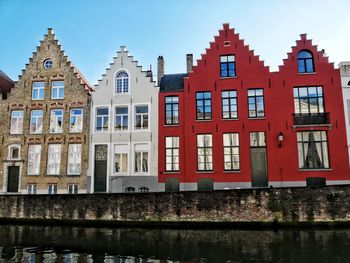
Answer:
(158, 24, 350, 191)
(0, 29, 93, 194)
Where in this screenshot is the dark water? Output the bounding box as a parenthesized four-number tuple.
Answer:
(0, 224, 349, 262)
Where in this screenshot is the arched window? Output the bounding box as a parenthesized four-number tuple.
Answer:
(139, 187, 149, 193)
(125, 186, 135, 193)
(297, 50, 314, 73)
(115, 71, 129, 94)
(8, 145, 20, 160)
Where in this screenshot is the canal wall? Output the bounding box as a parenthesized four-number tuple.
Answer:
(0, 185, 350, 227)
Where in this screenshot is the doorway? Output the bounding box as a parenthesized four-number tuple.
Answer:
(250, 132, 268, 187)
(7, 166, 19, 193)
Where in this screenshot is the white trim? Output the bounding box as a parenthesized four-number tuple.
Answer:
(93, 105, 111, 133)
(132, 142, 151, 176)
(7, 144, 21, 161)
(112, 142, 130, 176)
(132, 103, 151, 132)
(113, 104, 130, 132)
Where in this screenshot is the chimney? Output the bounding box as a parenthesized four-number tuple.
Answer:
(186, 54, 193, 73)
(157, 56, 164, 84)
(146, 64, 153, 82)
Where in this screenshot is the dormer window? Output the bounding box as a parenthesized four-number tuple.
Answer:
(297, 50, 314, 73)
(115, 70, 129, 94)
(43, 59, 53, 69)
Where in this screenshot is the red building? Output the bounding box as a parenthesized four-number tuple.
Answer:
(158, 23, 350, 191)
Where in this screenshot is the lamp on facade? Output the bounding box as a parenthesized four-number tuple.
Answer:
(278, 132, 284, 147)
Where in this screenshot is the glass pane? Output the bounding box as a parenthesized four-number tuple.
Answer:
(97, 108, 108, 115)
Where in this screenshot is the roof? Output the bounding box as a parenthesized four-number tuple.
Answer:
(159, 73, 187, 92)
(0, 70, 14, 94)
(71, 65, 94, 93)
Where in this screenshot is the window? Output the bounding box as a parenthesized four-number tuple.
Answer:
(297, 131, 329, 169)
(51, 81, 64, 99)
(43, 59, 53, 69)
(125, 187, 135, 193)
(47, 144, 61, 175)
(9, 145, 20, 160)
(69, 108, 83, 133)
(135, 144, 148, 173)
(196, 92, 212, 120)
(223, 133, 240, 170)
(10, 110, 23, 134)
(49, 109, 63, 133)
(30, 110, 43, 134)
(115, 107, 128, 130)
(222, 90, 237, 119)
(96, 107, 109, 132)
(48, 184, 58, 194)
(115, 71, 129, 94)
(297, 50, 314, 73)
(32, 82, 45, 100)
(248, 89, 265, 118)
(135, 106, 148, 130)
(165, 137, 179, 172)
(68, 184, 79, 194)
(294, 86, 324, 114)
(250, 132, 266, 147)
(197, 134, 213, 171)
(114, 145, 128, 173)
(27, 184, 37, 195)
(165, 96, 179, 125)
(67, 144, 82, 175)
(27, 145, 41, 175)
(139, 187, 149, 192)
(220, 55, 236, 77)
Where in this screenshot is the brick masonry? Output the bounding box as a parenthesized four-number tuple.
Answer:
(0, 185, 349, 225)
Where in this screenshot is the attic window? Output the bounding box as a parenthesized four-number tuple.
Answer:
(224, 41, 231, 46)
(43, 59, 53, 69)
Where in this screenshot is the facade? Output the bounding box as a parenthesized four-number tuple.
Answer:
(0, 29, 93, 194)
(158, 23, 350, 191)
(339, 62, 350, 165)
(90, 46, 159, 193)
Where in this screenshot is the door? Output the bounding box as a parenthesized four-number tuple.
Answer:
(7, 166, 19, 193)
(94, 145, 108, 192)
(251, 148, 268, 187)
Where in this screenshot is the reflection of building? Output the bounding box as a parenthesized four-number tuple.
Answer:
(0, 29, 93, 194)
(158, 23, 350, 191)
(90, 47, 159, 193)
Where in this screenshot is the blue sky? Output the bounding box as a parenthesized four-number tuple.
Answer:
(1, 0, 350, 84)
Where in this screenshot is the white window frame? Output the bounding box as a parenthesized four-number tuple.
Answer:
(49, 109, 63, 133)
(95, 107, 109, 132)
(48, 184, 58, 194)
(30, 110, 43, 134)
(165, 137, 179, 172)
(114, 69, 130, 95)
(47, 144, 61, 175)
(10, 110, 24, 134)
(68, 184, 79, 194)
(27, 184, 37, 195)
(67, 144, 82, 175)
(134, 104, 149, 131)
(69, 108, 84, 133)
(32, 81, 45, 100)
(8, 144, 21, 160)
(27, 144, 41, 175)
(114, 105, 129, 131)
(134, 143, 150, 174)
(114, 144, 129, 175)
(51, 80, 64, 99)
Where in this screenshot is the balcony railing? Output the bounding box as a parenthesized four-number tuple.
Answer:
(293, 113, 330, 125)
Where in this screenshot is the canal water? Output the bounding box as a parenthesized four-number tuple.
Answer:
(0, 224, 348, 262)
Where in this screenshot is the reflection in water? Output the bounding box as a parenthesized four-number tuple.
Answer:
(0, 225, 349, 262)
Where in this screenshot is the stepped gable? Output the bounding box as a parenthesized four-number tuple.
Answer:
(95, 46, 156, 88)
(278, 33, 334, 72)
(188, 23, 270, 78)
(16, 28, 93, 94)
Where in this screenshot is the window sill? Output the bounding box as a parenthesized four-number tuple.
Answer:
(223, 170, 241, 173)
(46, 174, 61, 177)
(196, 119, 212, 122)
(196, 171, 214, 174)
(248, 117, 266, 120)
(164, 124, 180, 127)
(220, 76, 237, 80)
(27, 174, 39, 176)
(222, 118, 239, 121)
(133, 129, 150, 132)
(298, 72, 316, 75)
(292, 124, 332, 129)
(69, 131, 83, 134)
(51, 98, 65, 100)
(67, 174, 81, 177)
(298, 168, 333, 172)
(164, 171, 180, 174)
(114, 129, 129, 132)
(9, 133, 23, 135)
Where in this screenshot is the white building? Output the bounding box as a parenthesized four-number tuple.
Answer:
(89, 47, 160, 193)
(339, 62, 350, 165)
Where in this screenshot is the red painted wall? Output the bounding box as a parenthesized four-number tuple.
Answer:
(158, 23, 350, 187)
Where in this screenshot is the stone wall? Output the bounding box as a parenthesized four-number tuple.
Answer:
(0, 185, 350, 226)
